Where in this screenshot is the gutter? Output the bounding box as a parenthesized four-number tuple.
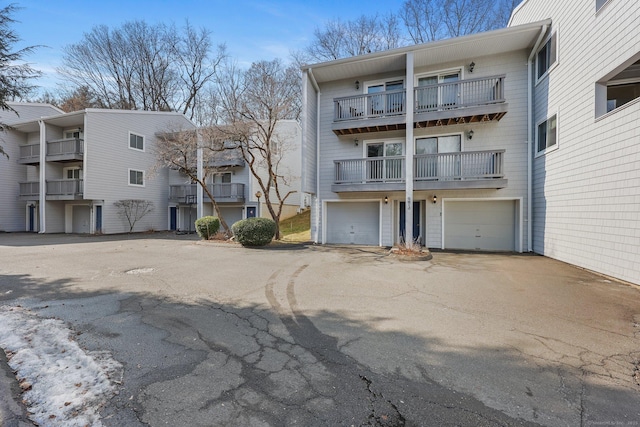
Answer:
(526, 23, 549, 252)
(307, 68, 321, 244)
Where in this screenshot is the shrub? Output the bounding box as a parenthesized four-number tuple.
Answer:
(195, 216, 220, 240)
(232, 217, 276, 247)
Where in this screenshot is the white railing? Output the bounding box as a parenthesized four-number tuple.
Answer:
(19, 144, 40, 160)
(334, 150, 504, 184)
(334, 89, 406, 121)
(47, 138, 84, 156)
(46, 179, 83, 196)
(169, 183, 245, 201)
(333, 75, 505, 121)
(334, 156, 405, 184)
(19, 181, 40, 197)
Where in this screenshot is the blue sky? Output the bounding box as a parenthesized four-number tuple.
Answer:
(13, 0, 404, 93)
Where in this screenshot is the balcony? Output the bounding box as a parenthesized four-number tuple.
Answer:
(332, 150, 507, 192)
(332, 75, 507, 135)
(18, 144, 40, 165)
(46, 179, 83, 200)
(169, 183, 245, 204)
(47, 138, 84, 162)
(18, 179, 84, 200)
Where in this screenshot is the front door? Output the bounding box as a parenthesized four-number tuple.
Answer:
(246, 206, 257, 218)
(399, 201, 421, 244)
(96, 205, 103, 233)
(169, 206, 177, 230)
(28, 205, 35, 232)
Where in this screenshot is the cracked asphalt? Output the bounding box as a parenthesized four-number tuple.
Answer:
(1, 232, 639, 426)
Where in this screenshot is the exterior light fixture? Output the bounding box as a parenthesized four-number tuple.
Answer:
(354, 138, 359, 146)
(468, 61, 475, 73)
(355, 80, 360, 90)
(467, 129, 474, 140)
(255, 190, 262, 200)
(384, 196, 389, 204)
(432, 195, 437, 204)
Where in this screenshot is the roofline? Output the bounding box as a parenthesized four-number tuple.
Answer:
(508, 0, 529, 27)
(10, 108, 195, 128)
(7, 101, 64, 114)
(301, 19, 551, 71)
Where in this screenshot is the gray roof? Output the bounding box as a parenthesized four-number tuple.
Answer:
(1, 103, 63, 125)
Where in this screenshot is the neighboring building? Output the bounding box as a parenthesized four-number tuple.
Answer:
(301, 1, 640, 286)
(508, 0, 640, 285)
(0, 104, 304, 235)
(168, 119, 304, 232)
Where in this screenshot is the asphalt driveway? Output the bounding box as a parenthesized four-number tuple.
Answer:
(0, 233, 639, 426)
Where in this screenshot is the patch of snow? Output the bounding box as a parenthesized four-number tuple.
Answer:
(125, 268, 154, 275)
(0, 306, 122, 427)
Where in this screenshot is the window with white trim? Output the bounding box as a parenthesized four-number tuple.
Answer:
(129, 169, 145, 186)
(129, 132, 144, 151)
(64, 166, 83, 180)
(536, 113, 558, 154)
(64, 129, 82, 139)
(536, 32, 557, 80)
(604, 59, 640, 114)
(213, 172, 232, 183)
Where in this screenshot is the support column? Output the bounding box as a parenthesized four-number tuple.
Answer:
(196, 129, 204, 219)
(404, 52, 415, 244)
(38, 120, 46, 233)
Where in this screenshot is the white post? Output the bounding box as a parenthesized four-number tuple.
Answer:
(196, 129, 204, 220)
(38, 120, 46, 233)
(405, 52, 415, 244)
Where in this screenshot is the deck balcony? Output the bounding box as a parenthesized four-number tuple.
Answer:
(17, 138, 84, 164)
(332, 150, 507, 192)
(17, 144, 40, 165)
(18, 179, 84, 200)
(332, 75, 507, 135)
(46, 138, 84, 162)
(169, 183, 246, 204)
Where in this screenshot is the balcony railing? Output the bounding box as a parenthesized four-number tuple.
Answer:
(334, 150, 504, 185)
(335, 156, 405, 184)
(333, 75, 505, 122)
(47, 179, 83, 196)
(19, 181, 40, 197)
(18, 144, 40, 164)
(47, 138, 84, 158)
(169, 183, 246, 202)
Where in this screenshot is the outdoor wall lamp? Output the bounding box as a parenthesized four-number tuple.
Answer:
(355, 80, 360, 90)
(467, 129, 474, 140)
(255, 190, 262, 200)
(354, 138, 359, 146)
(432, 195, 437, 204)
(384, 196, 389, 204)
(468, 61, 475, 73)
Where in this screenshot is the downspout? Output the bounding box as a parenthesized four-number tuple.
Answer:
(526, 23, 549, 252)
(38, 119, 46, 233)
(307, 68, 321, 244)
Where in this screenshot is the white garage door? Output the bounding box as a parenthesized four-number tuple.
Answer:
(326, 202, 379, 245)
(219, 207, 244, 230)
(444, 200, 516, 251)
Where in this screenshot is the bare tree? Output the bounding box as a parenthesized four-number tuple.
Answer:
(304, 13, 404, 62)
(214, 59, 300, 239)
(154, 126, 237, 233)
(401, 0, 518, 44)
(58, 20, 225, 122)
(114, 199, 154, 233)
(0, 4, 42, 158)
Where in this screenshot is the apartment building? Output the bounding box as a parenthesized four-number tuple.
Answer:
(301, 0, 640, 285)
(0, 105, 303, 235)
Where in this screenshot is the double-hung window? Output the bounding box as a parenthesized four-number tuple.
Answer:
(537, 32, 557, 81)
(129, 169, 145, 186)
(129, 132, 144, 151)
(536, 113, 558, 155)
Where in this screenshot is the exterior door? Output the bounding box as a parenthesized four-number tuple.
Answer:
(96, 205, 103, 233)
(366, 141, 403, 182)
(169, 206, 177, 231)
(246, 206, 257, 218)
(28, 205, 35, 232)
(399, 201, 421, 244)
(415, 135, 461, 180)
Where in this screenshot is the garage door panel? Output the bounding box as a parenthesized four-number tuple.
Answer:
(326, 202, 379, 245)
(219, 207, 243, 230)
(444, 201, 515, 251)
